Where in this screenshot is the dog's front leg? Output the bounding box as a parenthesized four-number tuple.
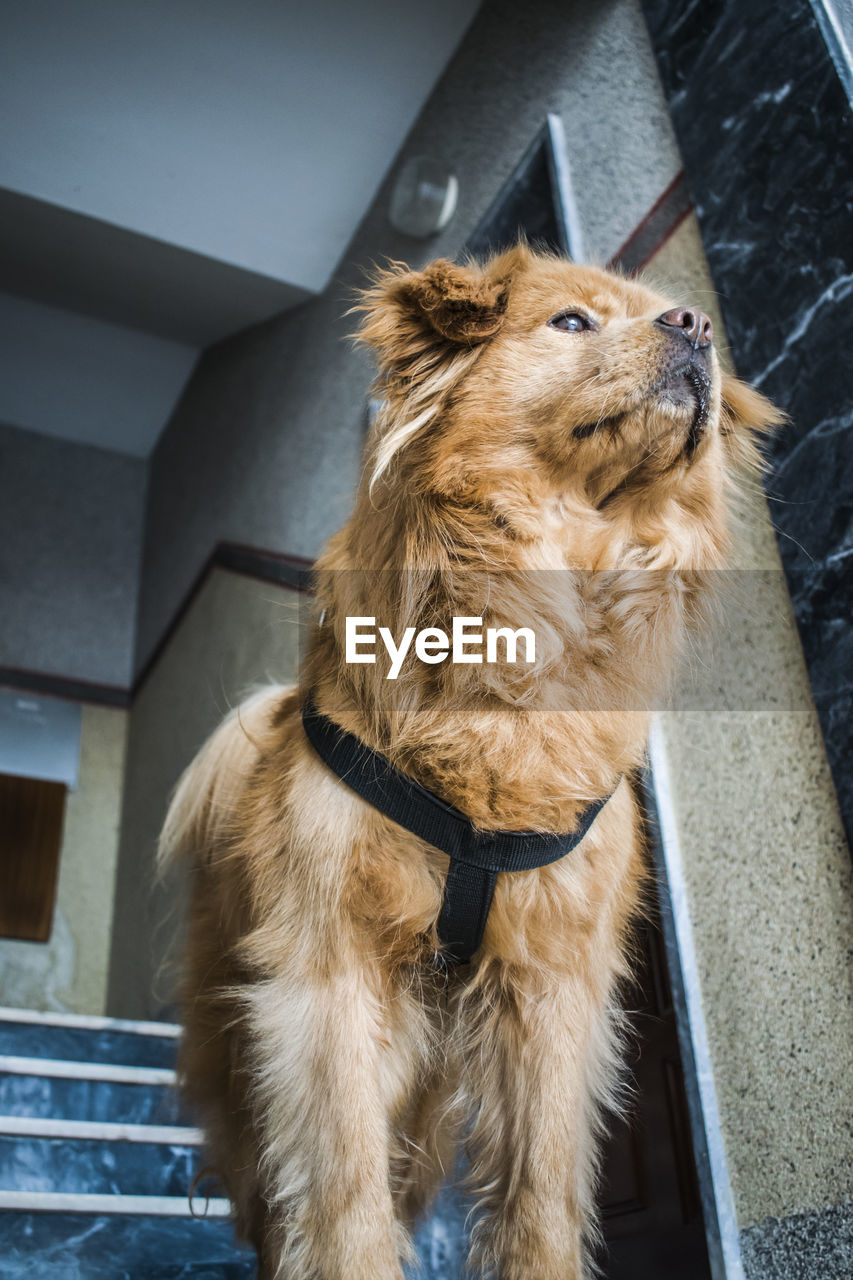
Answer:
(245, 964, 410, 1280)
(461, 963, 621, 1280)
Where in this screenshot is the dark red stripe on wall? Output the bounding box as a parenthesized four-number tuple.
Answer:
(131, 542, 313, 695)
(1, 542, 314, 709)
(608, 170, 693, 274)
(0, 666, 130, 709)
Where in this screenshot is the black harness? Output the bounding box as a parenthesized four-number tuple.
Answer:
(301, 699, 616, 967)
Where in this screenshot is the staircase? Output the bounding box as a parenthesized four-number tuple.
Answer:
(0, 1005, 255, 1278)
(0, 1006, 467, 1279)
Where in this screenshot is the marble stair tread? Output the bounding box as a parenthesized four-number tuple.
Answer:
(0, 1198, 469, 1280)
(0, 1073, 188, 1125)
(0, 1007, 180, 1036)
(0, 1210, 253, 1279)
(0, 1115, 201, 1142)
(409, 1180, 470, 1280)
(130, 1269, 254, 1280)
(0, 1055, 175, 1084)
(0, 1023, 179, 1069)
(0, 1134, 212, 1198)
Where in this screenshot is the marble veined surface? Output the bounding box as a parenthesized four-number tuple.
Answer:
(0, 1209, 471, 1280)
(0, 1199, 471, 1280)
(0, 1212, 255, 1280)
(0, 1023, 177, 1069)
(0, 1135, 199, 1197)
(0, 1073, 185, 1125)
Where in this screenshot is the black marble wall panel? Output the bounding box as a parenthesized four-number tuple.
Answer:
(641, 0, 853, 849)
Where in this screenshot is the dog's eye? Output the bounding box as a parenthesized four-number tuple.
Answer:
(548, 311, 596, 333)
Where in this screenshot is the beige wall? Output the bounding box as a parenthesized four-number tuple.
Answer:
(0, 703, 127, 1014)
(107, 569, 303, 1017)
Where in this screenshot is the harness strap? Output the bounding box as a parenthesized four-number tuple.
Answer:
(435, 860, 498, 968)
(301, 698, 615, 966)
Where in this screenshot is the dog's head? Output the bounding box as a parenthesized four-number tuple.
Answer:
(357, 245, 782, 527)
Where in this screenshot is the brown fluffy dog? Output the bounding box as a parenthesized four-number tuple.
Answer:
(160, 246, 780, 1279)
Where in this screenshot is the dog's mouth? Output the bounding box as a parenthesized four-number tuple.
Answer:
(681, 364, 712, 453)
(647, 359, 713, 454)
(572, 361, 712, 450)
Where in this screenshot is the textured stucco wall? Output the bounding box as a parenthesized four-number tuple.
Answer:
(107, 569, 303, 1017)
(0, 421, 146, 687)
(0, 704, 127, 1014)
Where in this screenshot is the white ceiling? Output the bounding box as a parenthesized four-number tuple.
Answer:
(0, 0, 480, 456)
(0, 293, 198, 458)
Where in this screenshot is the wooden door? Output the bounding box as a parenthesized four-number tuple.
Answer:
(0, 772, 67, 941)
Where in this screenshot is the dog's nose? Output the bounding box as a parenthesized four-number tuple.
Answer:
(655, 307, 713, 349)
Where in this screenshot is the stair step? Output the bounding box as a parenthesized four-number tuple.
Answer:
(0, 1009, 179, 1070)
(0, 1007, 180, 1036)
(0, 1134, 207, 1198)
(0, 1071, 186, 1125)
(0, 1056, 175, 1086)
(0, 1116, 201, 1144)
(0, 1209, 254, 1279)
(0, 1189, 230, 1215)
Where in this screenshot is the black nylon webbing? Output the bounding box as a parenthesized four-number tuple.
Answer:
(301, 698, 615, 965)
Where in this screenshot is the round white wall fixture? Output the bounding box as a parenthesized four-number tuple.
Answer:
(388, 157, 458, 238)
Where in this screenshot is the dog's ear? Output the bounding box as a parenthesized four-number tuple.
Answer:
(720, 373, 785, 439)
(395, 259, 510, 343)
(356, 257, 512, 375)
(719, 373, 786, 475)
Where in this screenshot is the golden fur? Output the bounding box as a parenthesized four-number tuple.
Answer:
(160, 246, 781, 1278)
